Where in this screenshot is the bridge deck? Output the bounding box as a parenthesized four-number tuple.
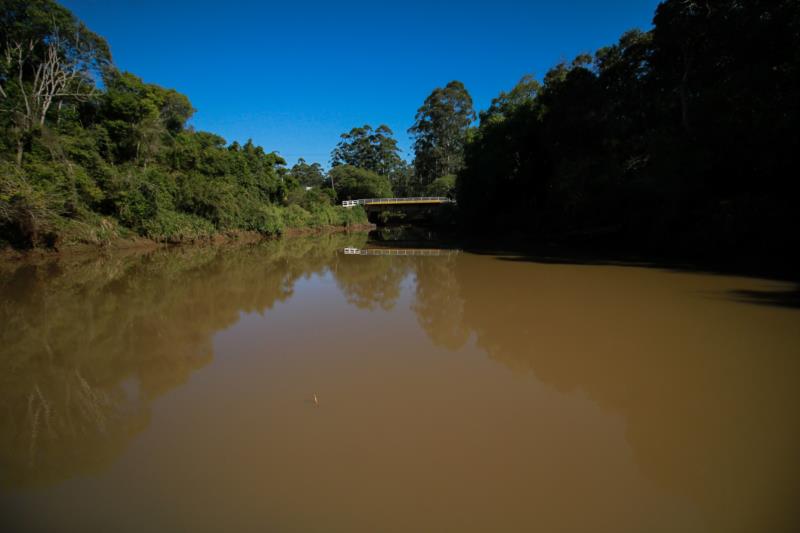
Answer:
(343, 247, 458, 256)
(341, 197, 453, 208)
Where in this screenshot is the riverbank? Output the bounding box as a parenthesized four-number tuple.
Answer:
(364, 223, 800, 284)
(0, 221, 375, 262)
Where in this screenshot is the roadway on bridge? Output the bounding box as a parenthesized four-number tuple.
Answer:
(341, 197, 453, 208)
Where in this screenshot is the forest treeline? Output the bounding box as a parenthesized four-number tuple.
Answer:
(334, 0, 800, 263)
(456, 0, 799, 262)
(2, 0, 798, 262)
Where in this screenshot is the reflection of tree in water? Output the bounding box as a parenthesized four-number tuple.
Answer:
(331, 250, 470, 350)
(0, 233, 367, 487)
(411, 255, 469, 350)
(332, 251, 469, 343)
(331, 250, 469, 347)
(445, 256, 800, 532)
(333, 255, 410, 310)
(329, 245, 800, 531)
(6, 240, 794, 530)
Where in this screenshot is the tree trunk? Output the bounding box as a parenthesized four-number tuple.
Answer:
(16, 138, 24, 167)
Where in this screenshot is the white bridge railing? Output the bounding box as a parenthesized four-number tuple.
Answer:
(343, 247, 458, 256)
(341, 197, 453, 208)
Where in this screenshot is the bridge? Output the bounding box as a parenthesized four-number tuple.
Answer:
(341, 197, 454, 208)
(341, 197, 455, 225)
(342, 247, 458, 256)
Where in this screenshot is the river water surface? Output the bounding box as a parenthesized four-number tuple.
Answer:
(1, 233, 798, 532)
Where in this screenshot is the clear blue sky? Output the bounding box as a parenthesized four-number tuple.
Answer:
(61, 0, 660, 167)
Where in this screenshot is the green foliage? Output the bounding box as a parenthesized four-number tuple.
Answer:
(98, 71, 195, 163)
(0, 2, 364, 250)
(388, 163, 416, 197)
(142, 210, 216, 243)
(328, 165, 393, 200)
(239, 203, 284, 235)
(426, 175, 456, 197)
(329, 124, 413, 196)
(0, 0, 111, 70)
(479, 74, 540, 125)
(409, 81, 475, 191)
(286, 186, 334, 211)
(331, 124, 405, 177)
(287, 158, 325, 188)
(337, 204, 368, 227)
(9, 0, 795, 262)
(0, 163, 59, 247)
(281, 204, 311, 228)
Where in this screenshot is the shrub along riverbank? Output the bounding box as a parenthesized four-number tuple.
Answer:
(0, 1, 369, 253)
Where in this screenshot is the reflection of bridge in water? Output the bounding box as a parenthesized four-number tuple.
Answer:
(343, 247, 459, 256)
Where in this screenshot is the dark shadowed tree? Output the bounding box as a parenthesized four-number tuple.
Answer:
(388, 162, 416, 197)
(457, 0, 800, 264)
(479, 74, 540, 125)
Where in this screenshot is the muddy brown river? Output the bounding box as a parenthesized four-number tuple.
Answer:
(1, 233, 798, 532)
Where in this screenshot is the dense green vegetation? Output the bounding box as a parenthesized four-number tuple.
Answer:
(329, 124, 416, 197)
(409, 81, 475, 194)
(328, 164, 394, 201)
(2, 0, 798, 262)
(0, 0, 366, 249)
(456, 1, 800, 262)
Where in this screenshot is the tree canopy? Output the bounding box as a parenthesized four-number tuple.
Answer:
(331, 124, 405, 177)
(409, 81, 475, 190)
(288, 158, 325, 188)
(0, 0, 111, 69)
(329, 165, 393, 200)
